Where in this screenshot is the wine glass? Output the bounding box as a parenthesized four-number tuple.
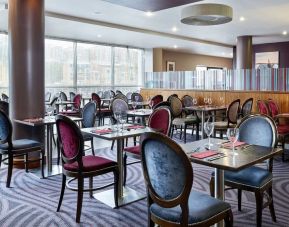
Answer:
(132, 101, 137, 112)
(46, 106, 54, 119)
(219, 96, 225, 105)
(119, 111, 127, 131)
(204, 97, 208, 106)
(208, 97, 212, 106)
(204, 121, 214, 149)
(114, 111, 121, 132)
(226, 128, 240, 155)
(193, 98, 198, 106)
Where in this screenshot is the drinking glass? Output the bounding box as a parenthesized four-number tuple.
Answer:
(193, 98, 197, 106)
(219, 96, 225, 105)
(46, 106, 54, 119)
(226, 128, 240, 155)
(208, 97, 212, 106)
(114, 111, 121, 132)
(119, 111, 127, 131)
(204, 121, 214, 148)
(204, 97, 208, 106)
(132, 101, 137, 112)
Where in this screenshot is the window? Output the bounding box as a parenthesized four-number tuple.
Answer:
(77, 43, 112, 86)
(0, 34, 8, 94)
(45, 39, 74, 87)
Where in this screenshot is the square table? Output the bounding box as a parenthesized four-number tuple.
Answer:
(81, 124, 155, 208)
(14, 116, 82, 177)
(126, 109, 152, 125)
(184, 105, 227, 139)
(55, 101, 76, 114)
(181, 138, 282, 227)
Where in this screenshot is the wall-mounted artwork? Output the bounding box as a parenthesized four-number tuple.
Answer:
(255, 51, 279, 69)
(167, 61, 175, 71)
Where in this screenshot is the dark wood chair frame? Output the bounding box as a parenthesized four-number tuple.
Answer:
(0, 110, 45, 187)
(239, 98, 253, 118)
(210, 114, 278, 227)
(141, 132, 233, 227)
(55, 115, 119, 223)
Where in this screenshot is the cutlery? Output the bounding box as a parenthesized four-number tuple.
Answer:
(207, 154, 226, 161)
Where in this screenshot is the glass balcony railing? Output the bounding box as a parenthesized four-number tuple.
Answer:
(144, 68, 289, 91)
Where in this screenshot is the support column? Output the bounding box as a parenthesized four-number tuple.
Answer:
(9, 0, 45, 168)
(236, 36, 252, 69)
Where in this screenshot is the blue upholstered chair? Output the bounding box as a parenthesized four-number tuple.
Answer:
(0, 110, 45, 187)
(141, 132, 233, 227)
(210, 114, 277, 227)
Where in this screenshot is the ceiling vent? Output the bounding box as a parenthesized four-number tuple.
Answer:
(181, 4, 233, 26)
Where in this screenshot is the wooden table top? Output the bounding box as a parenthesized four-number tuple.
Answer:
(14, 116, 83, 126)
(126, 109, 152, 117)
(184, 105, 227, 112)
(181, 138, 283, 171)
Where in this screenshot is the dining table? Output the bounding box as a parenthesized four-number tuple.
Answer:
(81, 124, 155, 208)
(126, 109, 152, 125)
(181, 138, 283, 227)
(184, 105, 227, 139)
(14, 115, 83, 177)
(55, 100, 76, 114)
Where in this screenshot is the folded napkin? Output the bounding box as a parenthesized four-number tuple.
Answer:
(222, 141, 246, 149)
(191, 150, 218, 159)
(91, 129, 112, 134)
(127, 125, 145, 129)
(23, 118, 43, 123)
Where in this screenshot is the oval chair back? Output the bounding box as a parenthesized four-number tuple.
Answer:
(126, 92, 132, 101)
(267, 99, 279, 118)
(115, 90, 122, 95)
(140, 132, 193, 225)
(82, 101, 97, 128)
(0, 101, 9, 116)
(131, 93, 143, 102)
(69, 92, 76, 102)
(110, 90, 116, 98)
(59, 92, 68, 101)
(103, 90, 111, 99)
(181, 95, 194, 107)
(45, 92, 51, 102)
(73, 94, 82, 110)
(169, 96, 183, 118)
(1, 93, 8, 102)
(56, 115, 84, 166)
(238, 114, 277, 148)
(240, 98, 253, 118)
(257, 100, 269, 115)
(91, 93, 101, 110)
(115, 93, 128, 103)
(111, 98, 129, 114)
(153, 101, 170, 110)
(0, 109, 12, 146)
(167, 94, 178, 102)
(227, 99, 240, 124)
(148, 107, 171, 136)
(150, 95, 163, 108)
(97, 91, 103, 98)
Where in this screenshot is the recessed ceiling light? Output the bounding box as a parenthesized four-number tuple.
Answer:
(94, 11, 102, 15)
(97, 34, 102, 38)
(239, 16, 245, 21)
(173, 45, 178, 49)
(172, 26, 178, 32)
(282, 30, 287, 35)
(145, 11, 153, 17)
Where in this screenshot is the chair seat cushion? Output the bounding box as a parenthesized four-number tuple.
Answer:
(215, 166, 272, 188)
(0, 139, 42, 153)
(124, 145, 140, 155)
(63, 155, 116, 172)
(150, 190, 230, 224)
(173, 116, 198, 126)
(277, 124, 289, 134)
(214, 121, 236, 129)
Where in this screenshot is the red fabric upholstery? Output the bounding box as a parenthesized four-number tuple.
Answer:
(149, 108, 170, 135)
(257, 100, 269, 115)
(58, 121, 79, 159)
(277, 124, 289, 134)
(124, 145, 140, 155)
(73, 94, 82, 109)
(63, 155, 116, 172)
(267, 100, 279, 118)
(151, 95, 163, 108)
(91, 93, 101, 109)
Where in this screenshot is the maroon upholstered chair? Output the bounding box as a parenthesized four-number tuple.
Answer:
(123, 107, 171, 185)
(56, 115, 119, 223)
(60, 94, 82, 117)
(92, 92, 112, 126)
(150, 95, 163, 108)
(257, 100, 270, 115)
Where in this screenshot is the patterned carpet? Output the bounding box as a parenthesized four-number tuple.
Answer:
(0, 140, 289, 227)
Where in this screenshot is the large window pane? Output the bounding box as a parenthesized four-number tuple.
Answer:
(114, 47, 143, 86)
(0, 34, 8, 95)
(45, 39, 74, 87)
(77, 43, 112, 86)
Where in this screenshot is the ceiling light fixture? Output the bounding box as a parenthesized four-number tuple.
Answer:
(181, 3, 233, 26)
(172, 26, 177, 32)
(145, 11, 153, 17)
(239, 16, 245, 21)
(97, 34, 102, 38)
(282, 31, 287, 35)
(173, 45, 178, 49)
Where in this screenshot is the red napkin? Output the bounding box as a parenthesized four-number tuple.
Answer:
(191, 150, 218, 159)
(127, 125, 145, 129)
(222, 141, 246, 149)
(91, 129, 112, 134)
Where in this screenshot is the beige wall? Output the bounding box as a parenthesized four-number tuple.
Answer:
(153, 49, 233, 71)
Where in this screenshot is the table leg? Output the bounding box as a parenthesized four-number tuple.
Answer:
(201, 111, 205, 139)
(214, 168, 225, 227)
(93, 138, 145, 208)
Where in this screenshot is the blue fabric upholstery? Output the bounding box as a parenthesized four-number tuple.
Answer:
(238, 117, 274, 147)
(224, 166, 272, 188)
(150, 190, 231, 224)
(0, 111, 9, 142)
(82, 102, 96, 128)
(143, 140, 186, 200)
(0, 139, 41, 153)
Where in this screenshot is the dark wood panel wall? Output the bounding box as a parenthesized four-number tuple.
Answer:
(141, 88, 289, 113)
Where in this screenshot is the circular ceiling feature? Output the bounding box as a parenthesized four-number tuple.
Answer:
(181, 4, 233, 26)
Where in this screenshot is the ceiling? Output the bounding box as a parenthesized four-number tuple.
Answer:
(0, 0, 289, 58)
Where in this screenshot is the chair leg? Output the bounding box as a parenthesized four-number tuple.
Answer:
(196, 124, 200, 140)
(76, 177, 84, 223)
(255, 191, 264, 227)
(24, 153, 29, 173)
(114, 169, 119, 208)
(209, 177, 215, 197)
(133, 137, 136, 146)
(123, 153, 127, 186)
(268, 187, 277, 222)
(91, 138, 95, 156)
(89, 177, 93, 198)
(111, 140, 115, 150)
(184, 125, 187, 143)
(0, 154, 2, 168)
(41, 148, 45, 179)
(238, 189, 242, 211)
(6, 154, 13, 188)
(179, 126, 183, 139)
(224, 210, 234, 227)
(57, 174, 66, 212)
